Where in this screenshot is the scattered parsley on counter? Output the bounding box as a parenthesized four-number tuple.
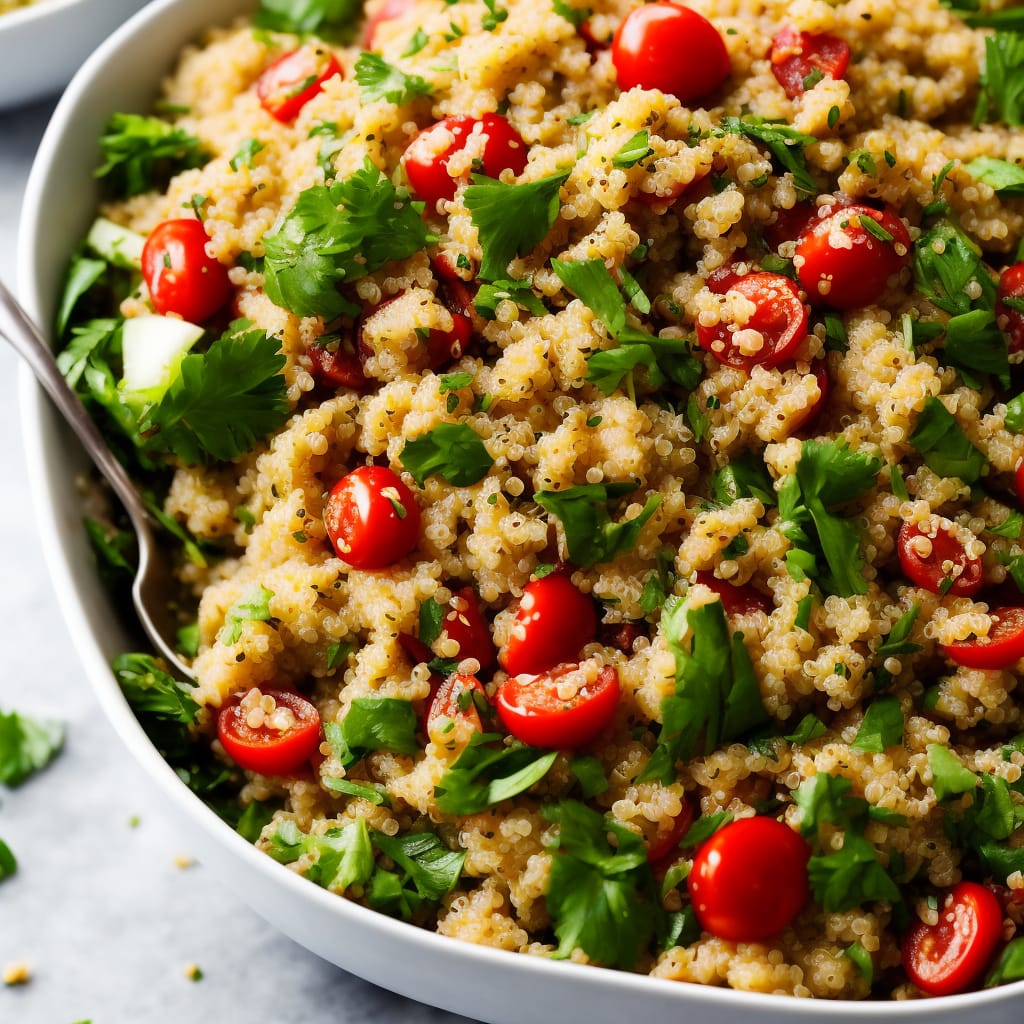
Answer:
(0, 708, 64, 787)
(0, 839, 16, 882)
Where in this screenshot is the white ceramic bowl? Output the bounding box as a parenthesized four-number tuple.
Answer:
(0, 0, 150, 109)
(15, 0, 1024, 1020)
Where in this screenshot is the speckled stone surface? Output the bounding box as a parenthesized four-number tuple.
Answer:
(0, 95, 475, 1024)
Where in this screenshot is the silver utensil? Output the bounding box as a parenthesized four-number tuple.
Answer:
(0, 279, 195, 680)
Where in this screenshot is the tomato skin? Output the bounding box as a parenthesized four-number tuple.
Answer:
(611, 2, 730, 103)
(1016, 458, 1024, 506)
(438, 586, 497, 670)
(307, 340, 367, 391)
(362, 0, 415, 49)
(217, 688, 322, 776)
(897, 519, 983, 598)
(794, 202, 911, 309)
(769, 25, 851, 100)
(777, 359, 830, 433)
(141, 219, 232, 323)
(696, 271, 808, 370)
(403, 114, 529, 207)
(323, 465, 421, 569)
(688, 816, 810, 941)
(996, 262, 1024, 353)
(498, 573, 598, 677)
(426, 672, 486, 736)
(942, 606, 1024, 670)
(902, 882, 1004, 996)
(646, 799, 695, 866)
(496, 663, 620, 749)
(256, 45, 342, 122)
(695, 570, 771, 616)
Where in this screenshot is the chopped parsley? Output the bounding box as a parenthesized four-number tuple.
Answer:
(464, 171, 570, 281)
(709, 452, 776, 506)
(0, 708, 64, 786)
(111, 653, 200, 725)
(986, 937, 1024, 987)
(368, 830, 465, 919)
(641, 598, 769, 782)
(402, 28, 430, 56)
(354, 52, 433, 104)
(927, 743, 978, 801)
(252, 0, 363, 41)
(0, 839, 15, 882)
(229, 138, 266, 171)
(850, 696, 904, 753)
(269, 818, 374, 892)
(400, 422, 493, 487)
(263, 159, 435, 319)
(909, 396, 987, 484)
(94, 113, 207, 198)
(784, 712, 828, 745)
(974, 29, 1024, 126)
(872, 604, 922, 689)
(712, 117, 817, 196)
(679, 811, 732, 848)
(552, 0, 591, 27)
(217, 584, 275, 645)
(611, 130, 653, 169)
(325, 697, 419, 766)
(534, 482, 660, 568)
(965, 155, 1024, 195)
(474, 278, 548, 319)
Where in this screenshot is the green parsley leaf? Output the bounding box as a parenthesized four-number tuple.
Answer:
(808, 832, 901, 911)
(143, 492, 209, 568)
(965, 155, 1024, 195)
(990, 509, 1024, 538)
(679, 811, 733, 848)
(418, 596, 445, 647)
(269, 818, 375, 892)
(434, 733, 558, 814)
(914, 220, 997, 317)
(229, 138, 266, 171)
(909, 396, 987, 484)
(612, 130, 653, 169)
(544, 799, 662, 970)
(843, 941, 874, 986)
(0, 709, 64, 786)
(354, 51, 433, 104)
(111, 653, 199, 725)
(793, 774, 861, 836)
(474, 279, 548, 319)
(642, 598, 769, 779)
(534, 482, 660, 568)
(850, 696, 904, 753)
(400, 422, 493, 487)
(975, 30, 1024, 127)
(176, 621, 200, 659)
(928, 743, 979, 801)
(986, 936, 1024, 987)
(0, 839, 15, 881)
(326, 640, 356, 670)
(552, 0, 591, 27)
(568, 753, 609, 798)
(252, 0, 362, 41)
(872, 604, 922, 688)
(217, 584, 275, 645)
(944, 308, 1009, 386)
(264, 158, 434, 319)
(784, 713, 828, 744)
(402, 27, 430, 56)
(94, 113, 207, 198)
(709, 452, 777, 506)
(236, 799, 277, 842)
(55, 257, 107, 339)
(323, 777, 389, 804)
(83, 515, 136, 586)
(370, 830, 465, 916)
(640, 549, 676, 615)
(140, 321, 289, 464)
(464, 171, 570, 281)
(326, 697, 419, 766)
(713, 117, 817, 196)
(1005, 392, 1024, 433)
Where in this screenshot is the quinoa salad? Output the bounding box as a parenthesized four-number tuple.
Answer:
(56, 0, 1024, 1001)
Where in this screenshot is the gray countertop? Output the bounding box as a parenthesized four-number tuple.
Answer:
(0, 96, 473, 1024)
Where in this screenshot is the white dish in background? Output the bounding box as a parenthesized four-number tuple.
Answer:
(13, 0, 1024, 1020)
(0, 0, 149, 109)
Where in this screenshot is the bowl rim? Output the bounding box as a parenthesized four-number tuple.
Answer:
(14, 0, 1024, 1017)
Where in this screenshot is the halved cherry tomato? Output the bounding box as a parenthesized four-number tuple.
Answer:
(688, 816, 810, 941)
(362, 0, 416, 49)
(256, 45, 342, 122)
(323, 465, 421, 569)
(307, 339, 367, 391)
(426, 672, 486, 735)
(646, 799, 695, 866)
(794, 202, 911, 309)
(897, 519, 983, 598)
(769, 25, 851, 100)
(217, 688, 322, 776)
(438, 586, 497, 670)
(141, 219, 232, 323)
(402, 113, 529, 208)
(942, 606, 1024, 670)
(496, 663, 620, 748)
(695, 570, 772, 616)
(611, 2, 730, 102)
(902, 882, 1004, 996)
(764, 200, 818, 252)
(696, 271, 808, 370)
(996, 262, 1024, 353)
(499, 573, 597, 677)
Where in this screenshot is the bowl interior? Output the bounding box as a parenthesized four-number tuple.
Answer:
(14, 0, 1024, 1020)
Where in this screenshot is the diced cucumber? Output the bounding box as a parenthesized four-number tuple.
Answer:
(119, 314, 203, 406)
(86, 217, 146, 269)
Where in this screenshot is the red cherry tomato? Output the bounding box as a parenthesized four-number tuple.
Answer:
(695, 570, 772, 616)
(141, 219, 231, 323)
(600, 620, 647, 654)
(496, 663, 620, 749)
(217, 688, 322, 776)
(996, 262, 1024, 353)
(499, 573, 597, 677)
(794, 203, 911, 309)
(942, 606, 1024, 670)
(307, 339, 367, 391)
(764, 200, 818, 252)
(777, 359, 830, 433)
(612, 2, 730, 102)
(646, 799, 695, 866)
(696, 271, 808, 370)
(897, 519, 983, 598)
(438, 586, 496, 671)
(362, 0, 415, 49)
(426, 672, 486, 735)
(688, 816, 810, 941)
(403, 114, 529, 207)
(902, 882, 1004, 996)
(769, 25, 851, 100)
(323, 465, 421, 569)
(256, 45, 342, 122)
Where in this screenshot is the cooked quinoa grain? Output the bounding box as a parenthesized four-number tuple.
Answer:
(65, 0, 1024, 1002)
